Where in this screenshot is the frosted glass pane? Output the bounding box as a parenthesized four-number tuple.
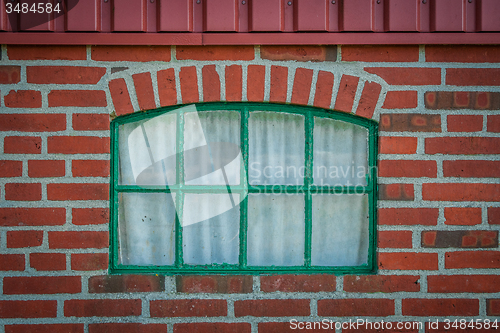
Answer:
(247, 194, 305, 266)
(118, 193, 176, 265)
(311, 194, 369, 266)
(184, 111, 241, 186)
(249, 112, 305, 185)
(183, 193, 240, 265)
(313, 118, 368, 186)
(119, 112, 177, 186)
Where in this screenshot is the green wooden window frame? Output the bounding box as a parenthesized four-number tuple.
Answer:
(110, 102, 378, 275)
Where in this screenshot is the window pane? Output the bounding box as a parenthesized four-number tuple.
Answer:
(311, 194, 369, 266)
(247, 194, 305, 266)
(182, 193, 240, 265)
(119, 112, 177, 186)
(249, 112, 305, 185)
(313, 118, 368, 186)
(184, 111, 241, 186)
(118, 192, 176, 266)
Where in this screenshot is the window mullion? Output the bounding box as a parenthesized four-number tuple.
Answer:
(239, 106, 249, 268)
(304, 112, 313, 268)
(175, 108, 185, 267)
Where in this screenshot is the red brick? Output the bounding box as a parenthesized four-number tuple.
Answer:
(64, 299, 141, 317)
(0, 208, 65, 226)
(202, 65, 221, 102)
(365, 67, 441, 85)
(487, 115, 500, 132)
(487, 299, 500, 316)
(261, 45, 336, 62)
(426, 45, 500, 63)
(379, 208, 438, 226)
(343, 45, 419, 62)
(422, 183, 500, 202)
(313, 71, 334, 109)
(174, 323, 251, 333)
(382, 91, 418, 109)
(48, 183, 108, 201)
(5, 183, 41, 201)
(402, 299, 479, 316)
(0, 160, 22, 177)
(0, 300, 56, 318)
(7, 230, 43, 248)
(223, 65, 241, 102)
(258, 322, 333, 333)
(0, 254, 25, 271)
(379, 184, 414, 201)
(30, 253, 66, 271)
(4, 90, 42, 108)
(444, 207, 482, 225)
(379, 137, 418, 154)
(179, 66, 199, 104)
(71, 253, 108, 271)
(425, 91, 500, 110)
(489, 207, 500, 225)
(379, 160, 437, 178)
(0, 66, 21, 83)
(133, 72, 156, 111)
(89, 323, 167, 333)
(356, 81, 382, 118)
(260, 274, 336, 292)
(447, 115, 483, 132)
(234, 299, 309, 317)
(72, 208, 109, 225)
(426, 137, 500, 154)
(445, 251, 500, 269)
(109, 78, 134, 116)
(72, 114, 109, 131)
(378, 230, 413, 248)
(89, 275, 164, 293)
(6, 324, 83, 333)
(443, 160, 500, 178)
(72, 160, 109, 177)
(92, 45, 171, 62)
(27, 66, 106, 84)
(49, 231, 108, 249)
(291, 68, 313, 105)
(378, 252, 438, 270)
(176, 46, 254, 61)
(176, 275, 253, 293)
(428, 275, 500, 293)
(318, 299, 394, 317)
(8, 45, 86, 60)
(334, 75, 358, 112)
(344, 275, 420, 293)
(3, 276, 81, 294)
(0, 114, 66, 132)
(380, 114, 441, 132)
(344, 323, 419, 333)
(48, 90, 107, 107)
(247, 65, 265, 102)
(151, 299, 226, 317)
(48, 136, 109, 154)
(423, 230, 498, 248)
(157, 68, 177, 106)
(447, 68, 500, 86)
(28, 160, 65, 178)
(269, 66, 288, 103)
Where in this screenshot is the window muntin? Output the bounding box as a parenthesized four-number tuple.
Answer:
(110, 102, 378, 274)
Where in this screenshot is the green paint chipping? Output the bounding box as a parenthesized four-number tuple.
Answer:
(109, 102, 378, 275)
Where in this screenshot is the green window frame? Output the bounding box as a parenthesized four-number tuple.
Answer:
(110, 102, 378, 275)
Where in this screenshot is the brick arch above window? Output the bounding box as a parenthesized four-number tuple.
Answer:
(108, 65, 385, 121)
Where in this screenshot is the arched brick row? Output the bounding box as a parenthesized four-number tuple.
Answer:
(108, 65, 384, 120)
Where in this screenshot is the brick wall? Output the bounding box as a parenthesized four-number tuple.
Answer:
(0, 44, 499, 332)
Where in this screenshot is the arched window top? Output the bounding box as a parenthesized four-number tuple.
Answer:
(110, 102, 378, 274)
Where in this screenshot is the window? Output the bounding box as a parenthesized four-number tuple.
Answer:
(110, 103, 378, 274)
